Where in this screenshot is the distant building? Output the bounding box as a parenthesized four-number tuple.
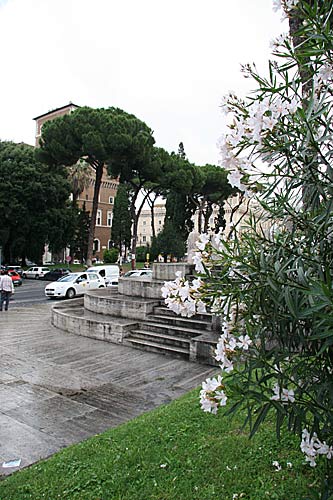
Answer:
(34, 103, 118, 262)
(137, 204, 166, 246)
(136, 194, 272, 251)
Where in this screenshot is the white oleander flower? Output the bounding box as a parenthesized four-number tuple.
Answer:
(271, 383, 295, 403)
(237, 335, 252, 350)
(227, 170, 247, 192)
(196, 233, 210, 251)
(192, 252, 205, 273)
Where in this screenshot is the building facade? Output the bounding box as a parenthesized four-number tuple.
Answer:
(137, 203, 166, 247)
(136, 194, 272, 250)
(34, 103, 118, 262)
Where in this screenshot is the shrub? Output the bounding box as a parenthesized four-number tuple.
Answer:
(103, 248, 118, 263)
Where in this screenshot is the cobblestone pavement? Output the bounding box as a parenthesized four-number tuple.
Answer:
(0, 303, 217, 475)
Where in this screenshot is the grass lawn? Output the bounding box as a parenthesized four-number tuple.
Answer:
(0, 389, 320, 500)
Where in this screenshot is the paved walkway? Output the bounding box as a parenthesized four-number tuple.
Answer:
(0, 303, 217, 475)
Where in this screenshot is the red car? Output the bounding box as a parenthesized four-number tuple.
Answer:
(8, 271, 23, 286)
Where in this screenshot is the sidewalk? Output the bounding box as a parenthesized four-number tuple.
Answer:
(0, 303, 216, 475)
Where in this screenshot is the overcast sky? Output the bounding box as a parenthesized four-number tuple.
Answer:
(0, 0, 285, 165)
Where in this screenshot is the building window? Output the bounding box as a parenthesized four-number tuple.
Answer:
(96, 209, 102, 226)
(93, 239, 100, 252)
(143, 236, 146, 243)
(109, 196, 114, 204)
(158, 220, 162, 225)
(143, 220, 146, 225)
(107, 211, 112, 227)
(85, 194, 89, 201)
(108, 240, 113, 250)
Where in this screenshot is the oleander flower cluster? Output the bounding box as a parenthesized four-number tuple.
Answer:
(199, 375, 227, 415)
(270, 383, 295, 403)
(192, 231, 225, 274)
(200, 319, 253, 414)
(219, 92, 301, 194)
(161, 271, 207, 318)
(300, 429, 333, 467)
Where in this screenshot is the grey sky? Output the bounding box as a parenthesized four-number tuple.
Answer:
(0, 0, 284, 165)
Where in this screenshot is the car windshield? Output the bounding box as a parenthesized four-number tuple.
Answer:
(124, 271, 136, 277)
(58, 273, 80, 282)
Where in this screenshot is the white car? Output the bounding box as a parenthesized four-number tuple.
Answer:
(45, 271, 105, 299)
(86, 265, 120, 286)
(123, 269, 152, 278)
(23, 266, 50, 279)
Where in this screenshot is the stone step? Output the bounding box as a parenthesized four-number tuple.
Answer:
(137, 321, 204, 338)
(125, 336, 189, 359)
(148, 314, 212, 331)
(153, 306, 212, 324)
(129, 329, 190, 349)
(51, 304, 138, 344)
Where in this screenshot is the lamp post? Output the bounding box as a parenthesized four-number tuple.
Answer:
(0, 246, 2, 269)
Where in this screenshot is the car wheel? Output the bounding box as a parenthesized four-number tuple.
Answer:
(35, 274, 39, 279)
(66, 288, 76, 299)
(22, 273, 27, 279)
(98, 285, 105, 288)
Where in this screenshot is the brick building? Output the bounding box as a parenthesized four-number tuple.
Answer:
(34, 103, 118, 262)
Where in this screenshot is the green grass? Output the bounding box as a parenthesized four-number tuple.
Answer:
(0, 390, 320, 500)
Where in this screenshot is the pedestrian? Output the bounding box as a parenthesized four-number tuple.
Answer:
(0, 270, 14, 311)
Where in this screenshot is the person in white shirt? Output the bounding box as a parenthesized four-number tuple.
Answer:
(0, 270, 14, 311)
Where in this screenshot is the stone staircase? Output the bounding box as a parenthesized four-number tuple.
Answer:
(51, 263, 220, 366)
(124, 305, 216, 361)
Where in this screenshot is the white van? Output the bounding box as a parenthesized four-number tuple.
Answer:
(86, 265, 120, 287)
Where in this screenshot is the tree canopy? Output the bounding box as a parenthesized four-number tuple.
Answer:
(37, 106, 155, 265)
(0, 141, 73, 264)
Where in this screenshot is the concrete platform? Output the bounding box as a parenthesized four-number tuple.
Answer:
(0, 303, 217, 476)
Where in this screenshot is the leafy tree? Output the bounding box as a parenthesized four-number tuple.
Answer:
(194, 164, 235, 233)
(153, 219, 185, 261)
(37, 106, 154, 266)
(161, 151, 205, 246)
(0, 141, 73, 264)
(135, 245, 149, 262)
(108, 146, 165, 268)
(111, 183, 132, 258)
(178, 141, 186, 159)
(68, 159, 91, 208)
(70, 203, 90, 263)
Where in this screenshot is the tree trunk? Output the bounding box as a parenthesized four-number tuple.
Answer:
(198, 199, 204, 233)
(129, 188, 153, 270)
(203, 202, 213, 233)
(147, 192, 158, 239)
(86, 161, 103, 267)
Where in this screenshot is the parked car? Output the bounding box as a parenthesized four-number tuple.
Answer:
(123, 269, 152, 278)
(41, 269, 71, 281)
(22, 267, 50, 279)
(45, 271, 105, 299)
(8, 270, 22, 286)
(86, 265, 120, 286)
(6, 265, 23, 276)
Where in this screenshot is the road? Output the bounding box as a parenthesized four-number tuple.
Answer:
(10, 279, 53, 307)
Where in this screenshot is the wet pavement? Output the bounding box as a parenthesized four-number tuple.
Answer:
(0, 303, 217, 475)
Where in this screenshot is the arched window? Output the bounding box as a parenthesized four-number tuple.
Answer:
(93, 239, 100, 252)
